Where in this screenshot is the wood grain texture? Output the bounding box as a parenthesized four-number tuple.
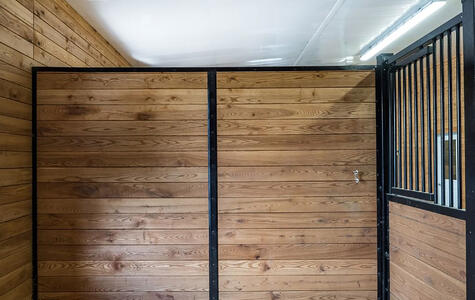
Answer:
(37, 104, 207, 120)
(37, 72, 207, 89)
(36, 72, 208, 297)
(217, 103, 375, 119)
(217, 87, 375, 104)
(38, 120, 208, 136)
(217, 71, 375, 88)
(1, 0, 129, 297)
(37, 291, 375, 300)
(218, 119, 375, 135)
(37, 89, 207, 104)
(217, 71, 376, 295)
(389, 202, 466, 299)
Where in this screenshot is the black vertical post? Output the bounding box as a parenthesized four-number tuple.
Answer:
(433, 39, 439, 202)
(414, 61, 419, 190)
(376, 54, 392, 300)
(207, 70, 219, 300)
(420, 58, 425, 192)
(32, 69, 38, 300)
(462, 0, 475, 298)
(440, 34, 446, 206)
(426, 53, 433, 194)
(408, 63, 414, 190)
(403, 67, 408, 189)
(456, 24, 462, 209)
(447, 29, 454, 208)
(398, 70, 402, 187)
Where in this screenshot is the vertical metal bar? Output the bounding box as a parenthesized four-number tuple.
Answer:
(426, 52, 433, 194)
(447, 29, 454, 208)
(207, 70, 219, 300)
(462, 1, 475, 298)
(440, 33, 446, 206)
(432, 38, 438, 202)
(408, 63, 414, 190)
(414, 60, 420, 190)
(376, 54, 392, 300)
(455, 24, 462, 209)
(403, 66, 408, 189)
(32, 69, 38, 300)
(398, 69, 403, 187)
(420, 57, 426, 192)
(387, 70, 396, 193)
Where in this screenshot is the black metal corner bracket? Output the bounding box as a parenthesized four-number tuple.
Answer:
(376, 53, 392, 300)
(207, 70, 219, 300)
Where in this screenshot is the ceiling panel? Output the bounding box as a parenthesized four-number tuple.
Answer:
(66, 0, 462, 66)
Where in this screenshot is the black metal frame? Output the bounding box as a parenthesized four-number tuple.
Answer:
(31, 65, 375, 300)
(207, 70, 219, 300)
(378, 3, 475, 299)
(462, 1, 475, 299)
(31, 68, 38, 300)
(376, 54, 392, 300)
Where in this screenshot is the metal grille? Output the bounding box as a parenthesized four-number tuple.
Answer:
(387, 15, 464, 209)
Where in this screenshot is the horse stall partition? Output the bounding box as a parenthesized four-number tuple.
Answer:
(33, 67, 378, 300)
(35, 71, 210, 299)
(377, 9, 475, 300)
(216, 70, 378, 299)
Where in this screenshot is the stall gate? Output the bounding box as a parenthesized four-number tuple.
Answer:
(377, 8, 475, 300)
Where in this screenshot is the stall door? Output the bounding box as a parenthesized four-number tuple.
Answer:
(36, 71, 210, 299)
(216, 70, 378, 299)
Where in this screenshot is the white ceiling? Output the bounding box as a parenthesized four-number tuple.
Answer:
(67, 0, 461, 66)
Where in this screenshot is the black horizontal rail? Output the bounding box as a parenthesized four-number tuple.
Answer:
(387, 14, 462, 65)
(394, 46, 433, 67)
(387, 193, 466, 220)
(391, 187, 435, 201)
(32, 65, 375, 72)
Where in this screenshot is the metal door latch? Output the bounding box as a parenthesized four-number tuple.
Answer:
(353, 170, 360, 184)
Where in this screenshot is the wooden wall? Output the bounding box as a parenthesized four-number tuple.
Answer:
(389, 202, 466, 299)
(36, 72, 208, 299)
(0, 1, 129, 299)
(216, 71, 378, 299)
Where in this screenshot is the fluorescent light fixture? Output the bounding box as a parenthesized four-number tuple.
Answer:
(248, 57, 283, 64)
(360, 1, 446, 61)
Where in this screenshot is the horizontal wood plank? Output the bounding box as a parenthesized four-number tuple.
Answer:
(217, 87, 375, 104)
(38, 182, 208, 198)
(38, 276, 209, 292)
(219, 196, 376, 213)
(38, 260, 209, 276)
(219, 274, 376, 291)
(219, 228, 376, 244)
(38, 245, 208, 261)
(38, 120, 207, 136)
(37, 104, 207, 121)
(38, 167, 208, 182)
(37, 72, 207, 89)
(217, 71, 375, 88)
(218, 119, 375, 135)
(37, 89, 207, 104)
(38, 229, 208, 245)
(38, 198, 208, 214)
(217, 103, 375, 119)
(38, 213, 208, 229)
(38, 136, 207, 152)
(37, 151, 208, 167)
(218, 181, 376, 197)
(218, 259, 376, 275)
(219, 212, 376, 228)
(218, 134, 376, 151)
